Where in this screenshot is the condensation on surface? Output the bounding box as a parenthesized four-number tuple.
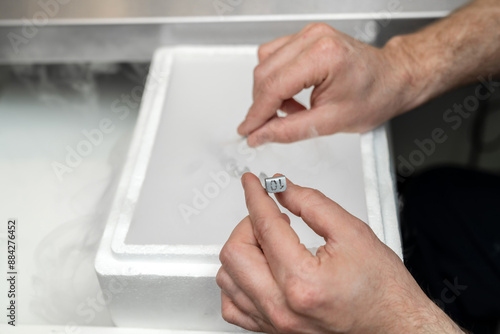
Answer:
(0, 64, 144, 326)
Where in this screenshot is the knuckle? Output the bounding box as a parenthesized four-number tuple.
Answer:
(215, 269, 225, 288)
(257, 45, 269, 60)
(298, 188, 328, 221)
(268, 118, 291, 143)
(356, 220, 371, 233)
(219, 245, 229, 265)
(215, 271, 222, 287)
(269, 310, 299, 333)
(219, 241, 242, 266)
(305, 22, 333, 35)
(284, 267, 322, 314)
(312, 22, 334, 35)
(286, 283, 322, 314)
(351, 220, 375, 239)
(312, 36, 338, 56)
(262, 75, 277, 95)
(300, 256, 321, 273)
(275, 321, 296, 333)
(221, 302, 237, 324)
(301, 188, 324, 204)
(253, 64, 266, 82)
(253, 216, 273, 241)
(303, 22, 317, 31)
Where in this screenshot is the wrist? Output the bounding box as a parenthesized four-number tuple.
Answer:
(409, 297, 465, 334)
(382, 33, 444, 115)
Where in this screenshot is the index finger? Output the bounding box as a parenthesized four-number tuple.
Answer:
(241, 173, 313, 282)
(257, 35, 294, 62)
(238, 42, 328, 137)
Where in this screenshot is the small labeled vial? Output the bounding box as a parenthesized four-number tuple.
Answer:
(265, 176, 286, 193)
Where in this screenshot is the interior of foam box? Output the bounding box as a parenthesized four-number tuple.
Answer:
(123, 47, 368, 251)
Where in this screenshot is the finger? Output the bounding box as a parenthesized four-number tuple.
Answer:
(258, 35, 294, 62)
(219, 216, 280, 313)
(238, 41, 332, 137)
(255, 24, 336, 93)
(241, 173, 313, 281)
(254, 32, 316, 91)
(216, 266, 261, 318)
(279, 98, 307, 114)
(275, 177, 356, 241)
(246, 105, 332, 147)
(221, 292, 263, 332)
(280, 212, 291, 225)
(257, 22, 334, 63)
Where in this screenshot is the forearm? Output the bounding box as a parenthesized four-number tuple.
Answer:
(374, 278, 466, 334)
(398, 298, 465, 334)
(385, 0, 500, 114)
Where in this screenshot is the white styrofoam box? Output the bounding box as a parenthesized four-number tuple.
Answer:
(95, 46, 400, 332)
(0, 324, 240, 334)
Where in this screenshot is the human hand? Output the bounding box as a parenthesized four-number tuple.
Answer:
(237, 23, 416, 146)
(216, 173, 463, 333)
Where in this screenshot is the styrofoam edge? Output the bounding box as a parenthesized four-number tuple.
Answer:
(360, 125, 402, 259)
(0, 324, 240, 334)
(95, 247, 220, 276)
(0, 11, 450, 27)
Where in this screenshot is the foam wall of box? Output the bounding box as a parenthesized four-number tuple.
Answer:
(95, 46, 401, 332)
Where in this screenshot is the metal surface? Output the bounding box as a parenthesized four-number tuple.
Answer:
(0, 0, 468, 64)
(265, 176, 286, 193)
(0, 0, 468, 22)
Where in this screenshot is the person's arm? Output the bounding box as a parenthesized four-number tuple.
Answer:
(390, 0, 500, 111)
(237, 0, 500, 147)
(217, 173, 464, 333)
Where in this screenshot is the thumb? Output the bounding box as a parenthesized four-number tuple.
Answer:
(274, 176, 357, 241)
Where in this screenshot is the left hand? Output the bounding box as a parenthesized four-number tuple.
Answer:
(216, 173, 464, 333)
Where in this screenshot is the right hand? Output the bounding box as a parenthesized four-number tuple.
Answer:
(237, 23, 416, 146)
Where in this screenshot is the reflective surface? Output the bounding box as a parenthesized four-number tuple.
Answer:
(0, 0, 468, 64)
(0, 0, 468, 22)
